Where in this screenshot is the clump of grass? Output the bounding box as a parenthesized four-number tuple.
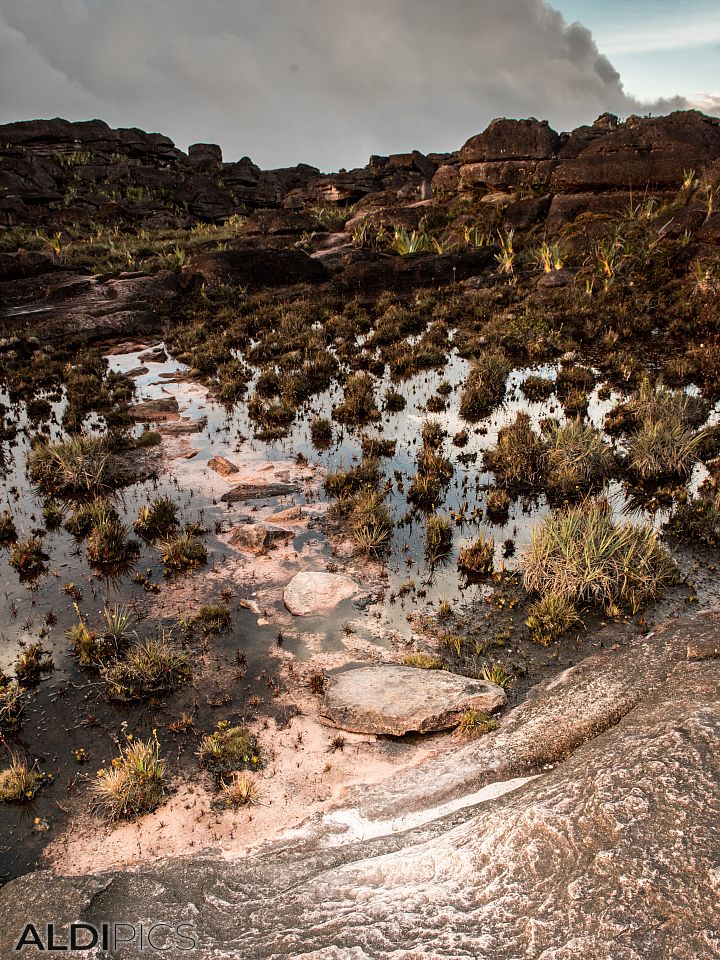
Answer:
(198, 721, 263, 777)
(456, 710, 499, 739)
(485, 488, 511, 518)
(521, 375, 556, 402)
(402, 653, 445, 670)
(349, 489, 393, 554)
(384, 388, 406, 412)
(484, 413, 545, 489)
(67, 603, 133, 668)
(102, 634, 191, 700)
(544, 420, 615, 495)
(459, 351, 511, 421)
(65, 499, 118, 538)
(42, 501, 64, 530)
(93, 736, 166, 820)
(458, 536, 495, 575)
(627, 420, 704, 482)
(133, 496, 179, 540)
(325, 457, 381, 500)
(426, 513, 453, 563)
(158, 533, 207, 573)
(523, 499, 676, 614)
(192, 605, 231, 634)
(0, 680, 25, 730)
(526, 593, 581, 645)
(10, 537, 48, 579)
(86, 516, 139, 568)
(333, 372, 380, 425)
(28, 434, 121, 499)
(0, 756, 45, 803)
(480, 663, 512, 688)
(0, 511, 18, 544)
(360, 435, 397, 458)
(219, 773, 260, 808)
(310, 417, 333, 446)
(14, 643, 53, 686)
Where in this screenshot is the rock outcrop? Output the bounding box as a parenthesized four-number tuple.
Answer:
(1, 611, 717, 958)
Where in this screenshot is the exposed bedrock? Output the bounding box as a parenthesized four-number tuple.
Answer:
(2, 611, 718, 959)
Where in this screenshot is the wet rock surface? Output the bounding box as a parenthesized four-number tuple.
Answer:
(321, 665, 507, 735)
(220, 481, 297, 502)
(283, 571, 360, 616)
(1, 611, 718, 959)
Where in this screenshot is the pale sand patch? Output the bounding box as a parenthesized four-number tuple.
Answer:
(44, 707, 434, 876)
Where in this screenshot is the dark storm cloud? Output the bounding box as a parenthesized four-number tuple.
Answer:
(0, 0, 692, 170)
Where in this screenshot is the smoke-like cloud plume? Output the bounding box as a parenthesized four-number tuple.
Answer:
(0, 0, 695, 170)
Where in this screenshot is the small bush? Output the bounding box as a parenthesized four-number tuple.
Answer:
(426, 513, 453, 563)
(459, 351, 511, 421)
(544, 420, 615, 494)
(523, 499, 676, 613)
(133, 496, 179, 540)
(349, 489, 393, 554)
(102, 635, 191, 701)
(0, 511, 18, 544)
(158, 533, 207, 573)
(93, 736, 166, 820)
(65, 499, 118, 538)
(456, 710, 499, 739)
(87, 516, 139, 568)
(402, 653, 445, 669)
(192, 605, 231, 634)
(29, 434, 122, 499)
(14, 643, 53, 686)
(219, 773, 260, 808)
(10, 537, 48, 579)
(526, 593, 581, 645)
(0, 680, 24, 730)
(198, 722, 263, 777)
(484, 413, 545, 489)
(0, 757, 46, 803)
(627, 420, 704, 482)
(310, 417, 333, 446)
(333, 372, 380, 425)
(458, 536, 495, 575)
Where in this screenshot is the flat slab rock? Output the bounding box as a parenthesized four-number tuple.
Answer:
(283, 571, 359, 616)
(321, 665, 507, 735)
(221, 482, 296, 502)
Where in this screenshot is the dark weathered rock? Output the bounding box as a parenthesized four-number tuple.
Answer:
(220, 481, 297, 502)
(187, 142, 222, 170)
(335, 248, 494, 295)
(321, 665, 507, 735)
(552, 110, 720, 193)
(128, 397, 179, 421)
(460, 118, 561, 164)
(186, 248, 328, 290)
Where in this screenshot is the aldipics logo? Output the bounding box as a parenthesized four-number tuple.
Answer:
(14, 922, 198, 952)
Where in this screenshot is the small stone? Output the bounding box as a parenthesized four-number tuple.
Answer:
(321, 665, 507, 735)
(284, 571, 360, 616)
(208, 456, 239, 477)
(229, 523, 294, 554)
(129, 397, 179, 421)
(137, 348, 168, 363)
(267, 505, 303, 524)
(125, 365, 149, 378)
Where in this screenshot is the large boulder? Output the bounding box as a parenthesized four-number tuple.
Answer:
(321, 664, 507, 735)
(460, 118, 561, 164)
(283, 571, 360, 616)
(186, 248, 327, 290)
(552, 110, 720, 193)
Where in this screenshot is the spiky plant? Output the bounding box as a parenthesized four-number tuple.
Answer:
(425, 513, 453, 563)
(133, 496, 180, 541)
(102, 634, 191, 701)
(458, 536, 495, 575)
(523, 499, 676, 614)
(93, 736, 166, 819)
(526, 593, 581, 645)
(544, 419, 615, 494)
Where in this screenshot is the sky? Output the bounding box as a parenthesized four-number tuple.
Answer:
(0, 0, 718, 171)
